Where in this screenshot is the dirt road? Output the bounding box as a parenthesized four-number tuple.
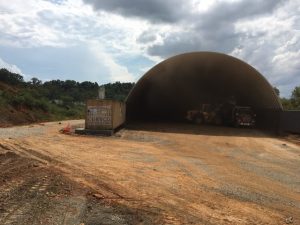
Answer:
(0, 120, 299, 224)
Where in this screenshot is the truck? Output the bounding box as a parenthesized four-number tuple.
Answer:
(228, 106, 256, 127)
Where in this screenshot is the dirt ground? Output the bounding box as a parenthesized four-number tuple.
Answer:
(0, 120, 299, 225)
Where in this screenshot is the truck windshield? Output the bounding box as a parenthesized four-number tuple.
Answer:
(237, 108, 253, 114)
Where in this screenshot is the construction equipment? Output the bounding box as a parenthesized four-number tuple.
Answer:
(186, 103, 256, 127)
(186, 104, 222, 125)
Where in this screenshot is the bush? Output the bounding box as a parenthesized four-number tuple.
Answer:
(35, 99, 50, 111)
(4, 90, 49, 112)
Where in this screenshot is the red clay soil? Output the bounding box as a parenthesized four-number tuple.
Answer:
(0, 120, 299, 224)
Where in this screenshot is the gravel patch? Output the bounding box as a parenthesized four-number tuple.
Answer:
(0, 125, 47, 139)
(117, 130, 173, 147)
(121, 151, 158, 163)
(183, 156, 216, 176)
(239, 161, 300, 191)
(216, 184, 300, 209)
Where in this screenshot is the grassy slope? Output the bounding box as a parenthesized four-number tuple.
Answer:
(0, 81, 84, 127)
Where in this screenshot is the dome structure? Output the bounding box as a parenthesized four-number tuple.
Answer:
(126, 52, 282, 127)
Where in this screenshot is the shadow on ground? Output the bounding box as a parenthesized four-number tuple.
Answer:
(126, 121, 277, 138)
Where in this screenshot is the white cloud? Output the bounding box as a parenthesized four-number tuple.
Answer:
(0, 0, 299, 97)
(231, 0, 300, 96)
(0, 0, 151, 52)
(88, 41, 135, 82)
(0, 0, 153, 82)
(0, 57, 23, 75)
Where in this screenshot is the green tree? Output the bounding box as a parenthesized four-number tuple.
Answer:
(30, 77, 42, 86)
(0, 69, 135, 123)
(104, 82, 135, 101)
(291, 86, 300, 109)
(281, 98, 293, 110)
(0, 68, 24, 85)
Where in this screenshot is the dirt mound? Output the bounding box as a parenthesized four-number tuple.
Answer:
(0, 106, 41, 127)
(0, 81, 37, 127)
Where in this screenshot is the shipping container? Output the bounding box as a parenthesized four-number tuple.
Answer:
(85, 99, 126, 130)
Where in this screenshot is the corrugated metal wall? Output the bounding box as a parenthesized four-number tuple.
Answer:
(280, 111, 300, 133)
(256, 109, 282, 131)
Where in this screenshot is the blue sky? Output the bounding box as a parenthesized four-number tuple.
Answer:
(0, 0, 299, 97)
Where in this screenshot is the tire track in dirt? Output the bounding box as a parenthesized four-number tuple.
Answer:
(0, 147, 163, 224)
(0, 165, 52, 224)
(1, 141, 132, 201)
(2, 121, 299, 224)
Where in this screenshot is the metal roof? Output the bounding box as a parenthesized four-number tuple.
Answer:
(126, 52, 282, 121)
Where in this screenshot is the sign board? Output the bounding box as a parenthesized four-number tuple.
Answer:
(86, 105, 112, 127)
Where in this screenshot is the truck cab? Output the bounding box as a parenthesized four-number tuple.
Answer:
(232, 106, 256, 127)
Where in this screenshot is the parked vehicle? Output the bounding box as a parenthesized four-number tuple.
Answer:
(186, 103, 256, 127)
(186, 104, 222, 125)
(230, 106, 256, 127)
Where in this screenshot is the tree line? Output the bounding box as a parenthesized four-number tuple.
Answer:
(1, 68, 299, 115)
(0, 68, 135, 120)
(274, 86, 300, 110)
